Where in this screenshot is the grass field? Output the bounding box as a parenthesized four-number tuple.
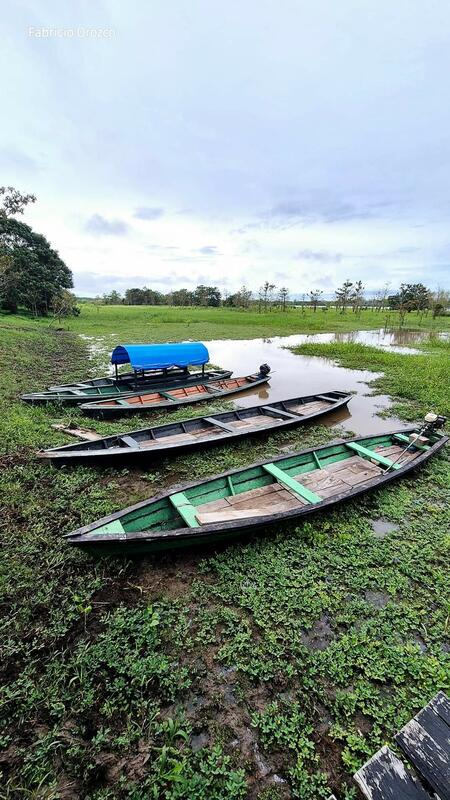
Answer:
(1, 310, 449, 799)
(1, 302, 450, 343)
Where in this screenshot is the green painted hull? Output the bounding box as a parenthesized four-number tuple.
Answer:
(66, 427, 448, 556)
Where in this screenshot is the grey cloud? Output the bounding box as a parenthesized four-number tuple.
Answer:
(264, 199, 392, 226)
(296, 249, 342, 263)
(134, 207, 164, 220)
(0, 147, 38, 173)
(85, 214, 129, 236)
(196, 246, 219, 255)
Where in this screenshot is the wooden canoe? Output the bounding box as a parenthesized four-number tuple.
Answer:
(38, 390, 351, 465)
(21, 368, 232, 405)
(79, 370, 271, 418)
(65, 426, 448, 555)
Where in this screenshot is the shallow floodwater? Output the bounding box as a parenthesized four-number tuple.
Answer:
(80, 327, 438, 436)
(205, 335, 401, 436)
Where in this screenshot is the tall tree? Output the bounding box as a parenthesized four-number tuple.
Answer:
(388, 283, 430, 313)
(308, 289, 323, 312)
(258, 281, 275, 312)
(430, 287, 450, 318)
(278, 286, 289, 311)
(192, 285, 221, 307)
(102, 290, 122, 305)
(168, 288, 194, 306)
(0, 212, 73, 315)
(335, 280, 353, 314)
(351, 280, 365, 313)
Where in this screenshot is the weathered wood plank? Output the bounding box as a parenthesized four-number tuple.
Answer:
(261, 405, 299, 419)
(432, 691, 450, 726)
(203, 416, 235, 433)
(120, 435, 140, 448)
(396, 710, 450, 800)
(51, 423, 102, 441)
(354, 745, 430, 800)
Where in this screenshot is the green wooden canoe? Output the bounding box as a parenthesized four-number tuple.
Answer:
(21, 368, 232, 405)
(65, 424, 448, 556)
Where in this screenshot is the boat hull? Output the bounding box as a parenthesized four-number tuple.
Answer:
(66, 429, 448, 555)
(39, 391, 351, 465)
(21, 369, 232, 405)
(79, 373, 271, 418)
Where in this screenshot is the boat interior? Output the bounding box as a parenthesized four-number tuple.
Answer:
(80, 431, 435, 539)
(53, 393, 347, 453)
(97, 376, 262, 407)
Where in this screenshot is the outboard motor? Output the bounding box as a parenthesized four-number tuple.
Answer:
(259, 363, 271, 377)
(422, 412, 447, 436)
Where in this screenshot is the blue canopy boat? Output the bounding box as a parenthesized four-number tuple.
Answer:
(22, 342, 232, 405)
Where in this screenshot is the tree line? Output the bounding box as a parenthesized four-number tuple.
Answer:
(100, 279, 449, 318)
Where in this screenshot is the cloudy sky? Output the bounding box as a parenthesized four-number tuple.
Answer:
(2, 1, 450, 297)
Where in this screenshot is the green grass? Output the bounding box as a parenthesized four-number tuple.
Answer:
(2, 302, 450, 343)
(0, 314, 449, 798)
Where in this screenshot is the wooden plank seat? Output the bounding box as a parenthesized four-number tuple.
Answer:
(169, 492, 200, 528)
(354, 745, 431, 800)
(120, 435, 140, 448)
(345, 441, 401, 469)
(263, 463, 322, 503)
(261, 405, 299, 419)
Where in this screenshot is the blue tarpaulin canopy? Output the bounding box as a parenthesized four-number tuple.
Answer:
(111, 342, 209, 371)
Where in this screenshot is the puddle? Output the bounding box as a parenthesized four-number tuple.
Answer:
(301, 615, 334, 650)
(78, 327, 440, 436)
(371, 519, 400, 538)
(190, 731, 209, 752)
(412, 634, 427, 653)
(365, 590, 390, 608)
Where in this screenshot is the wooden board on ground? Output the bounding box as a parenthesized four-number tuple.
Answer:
(354, 745, 431, 800)
(51, 424, 101, 441)
(395, 691, 450, 800)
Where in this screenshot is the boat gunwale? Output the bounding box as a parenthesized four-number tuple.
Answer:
(65, 429, 448, 543)
(46, 368, 232, 392)
(39, 391, 352, 461)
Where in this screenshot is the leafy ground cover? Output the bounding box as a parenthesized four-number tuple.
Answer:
(0, 315, 449, 799)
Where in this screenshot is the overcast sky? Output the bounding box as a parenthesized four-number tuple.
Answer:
(2, 0, 450, 297)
